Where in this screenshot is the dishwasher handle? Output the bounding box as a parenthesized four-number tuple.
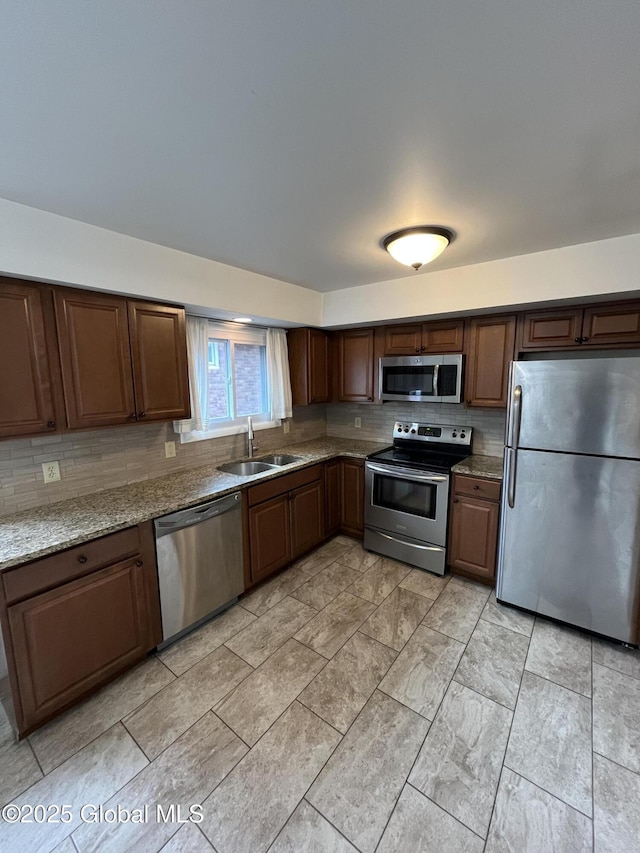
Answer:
(154, 492, 241, 536)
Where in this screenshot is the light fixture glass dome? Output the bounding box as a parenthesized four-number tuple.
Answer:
(382, 226, 454, 270)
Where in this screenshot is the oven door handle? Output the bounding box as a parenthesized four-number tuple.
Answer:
(366, 463, 448, 484)
(372, 530, 445, 552)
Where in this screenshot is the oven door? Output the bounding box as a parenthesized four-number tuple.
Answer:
(365, 462, 450, 546)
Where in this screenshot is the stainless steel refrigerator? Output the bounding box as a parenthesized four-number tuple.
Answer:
(497, 355, 640, 645)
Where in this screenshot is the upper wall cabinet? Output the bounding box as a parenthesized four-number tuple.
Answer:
(519, 302, 640, 351)
(288, 328, 330, 405)
(335, 328, 375, 402)
(0, 280, 60, 438)
(384, 319, 464, 355)
(55, 289, 190, 430)
(465, 315, 516, 408)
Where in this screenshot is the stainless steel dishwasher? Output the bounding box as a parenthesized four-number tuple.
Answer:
(154, 492, 244, 648)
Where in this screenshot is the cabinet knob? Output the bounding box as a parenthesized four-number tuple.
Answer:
(310, 396, 316, 402)
(466, 399, 472, 405)
(47, 421, 56, 429)
(139, 412, 146, 418)
(135, 559, 143, 567)
(415, 347, 420, 353)
(574, 337, 582, 343)
(420, 345, 426, 352)
(473, 484, 480, 490)
(128, 413, 137, 420)
(453, 498, 459, 503)
(78, 555, 88, 564)
(367, 396, 373, 401)
(581, 336, 589, 343)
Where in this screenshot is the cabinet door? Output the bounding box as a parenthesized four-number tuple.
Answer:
(308, 329, 330, 403)
(421, 319, 464, 353)
(54, 289, 136, 428)
(341, 458, 365, 537)
(465, 315, 516, 408)
(582, 302, 640, 347)
(518, 309, 583, 350)
(249, 495, 291, 584)
(128, 302, 190, 421)
(449, 494, 499, 581)
(325, 459, 342, 536)
(383, 325, 422, 355)
(0, 281, 57, 438)
(337, 329, 375, 402)
(8, 557, 152, 732)
(290, 480, 325, 559)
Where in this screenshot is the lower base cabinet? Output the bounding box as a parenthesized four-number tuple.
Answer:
(448, 474, 501, 583)
(0, 523, 161, 737)
(340, 458, 365, 538)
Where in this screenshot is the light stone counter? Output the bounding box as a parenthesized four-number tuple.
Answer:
(0, 438, 387, 571)
(452, 454, 503, 481)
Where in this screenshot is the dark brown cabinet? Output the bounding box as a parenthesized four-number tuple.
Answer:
(0, 523, 161, 736)
(54, 289, 190, 429)
(384, 320, 464, 355)
(324, 459, 341, 536)
(448, 474, 501, 583)
(519, 302, 640, 351)
(465, 315, 516, 408)
(335, 329, 375, 402)
(340, 458, 365, 537)
(0, 280, 59, 438)
(288, 328, 330, 405)
(247, 465, 325, 584)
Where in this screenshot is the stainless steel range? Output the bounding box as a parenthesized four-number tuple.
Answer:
(364, 421, 472, 575)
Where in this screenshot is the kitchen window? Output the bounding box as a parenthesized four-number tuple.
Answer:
(175, 318, 292, 442)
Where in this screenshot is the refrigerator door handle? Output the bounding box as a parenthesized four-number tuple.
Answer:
(507, 447, 518, 508)
(507, 384, 523, 448)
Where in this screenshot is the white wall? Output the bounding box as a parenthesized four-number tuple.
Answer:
(322, 233, 640, 327)
(0, 198, 323, 327)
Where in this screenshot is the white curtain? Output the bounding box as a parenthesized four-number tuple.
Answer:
(267, 328, 293, 421)
(173, 315, 210, 433)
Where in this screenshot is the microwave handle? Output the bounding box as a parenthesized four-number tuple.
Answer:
(432, 363, 439, 397)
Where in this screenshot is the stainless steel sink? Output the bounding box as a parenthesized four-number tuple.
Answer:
(218, 461, 277, 476)
(259, 454, 303, 466)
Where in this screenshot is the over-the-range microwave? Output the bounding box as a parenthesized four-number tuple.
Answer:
(379, 354, 464, 403)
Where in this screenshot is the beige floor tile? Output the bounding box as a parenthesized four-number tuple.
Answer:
(592, 638, 640, 681)
(292, 563, 362, 610)
(377, 785, 484, 853)
(240, 567, 308, 617)
(215, 639, 326, 746)
(294, 592, 376, 659)
(422, 581, 489, 643)
(330, 535, 360, 550)
(158, 606, 256, 676)
(123, 646, 251, 759)
(308, 691, 429, 853)
(505, 671, 592, 816)
(359, 586, 433, 651)
(30, 656, 175, 772)
(269, 800, 358, 852)
(73, 713, 246, 853)
(594, 753, 640, 853)
(481, 591, 535, 637)
(335, 546, 381, 573)
(225, 596, 317, 667)
(299, 632, 396, 733)
(399, 568, 450, 601)
(454, 619, 529, 710)
(348, 558, 411, 605)
(485, 768, 592, 853)
(525, 618, 592, 697)
(294, 541, 351, 577)
(160, 823, 216, 852)
(0, 736, 42, 809)
(409, 681, 512, 838)
(593, 662, 640, 773)
(0, 724, 147, 853)
(379, 625, 465, 719)
(200, 702, 340, 853)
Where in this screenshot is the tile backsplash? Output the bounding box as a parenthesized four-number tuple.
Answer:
(326, 402, 506, 457)
(0, 406, 326, 517)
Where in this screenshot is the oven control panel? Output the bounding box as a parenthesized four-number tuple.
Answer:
(393, 421, 472, 446)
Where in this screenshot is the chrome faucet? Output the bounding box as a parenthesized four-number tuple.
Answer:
(247, 416, 257, 458)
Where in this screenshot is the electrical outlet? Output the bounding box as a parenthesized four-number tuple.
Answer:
(283, 421, 290, 434)
(354, 417, 362, 429)
(42, 461, 61, 483)
(164, 441, 176, 459)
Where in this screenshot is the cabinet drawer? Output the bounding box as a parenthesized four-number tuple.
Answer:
(2, 526, 141, 604)
(452, 474, 501, 502)
(247, 464, 323, 507)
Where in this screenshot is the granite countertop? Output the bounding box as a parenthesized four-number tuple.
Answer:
(0, 438, 387, 572)
(452, 454, 504, 481)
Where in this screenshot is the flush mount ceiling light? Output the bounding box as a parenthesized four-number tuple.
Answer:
(232, 317, 253, 323)
(382, 226, 455, 271)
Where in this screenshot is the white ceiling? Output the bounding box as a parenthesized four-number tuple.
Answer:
(2, 2, 640, 292)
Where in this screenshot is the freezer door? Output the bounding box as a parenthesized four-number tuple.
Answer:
(508, 357, 640, 457)
(498, 449, 640, 644)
